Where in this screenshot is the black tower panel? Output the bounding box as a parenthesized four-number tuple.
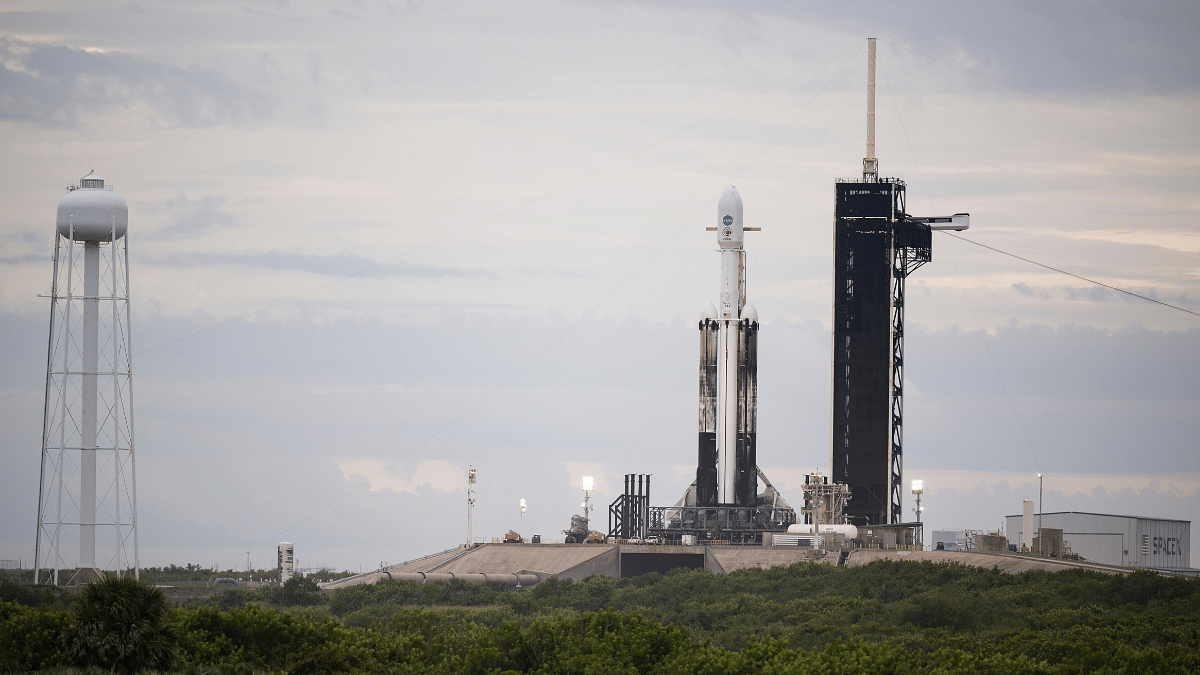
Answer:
(832, 180, 905, 526)
(696, 319, 719, 507)
(696, 432, 717, 506)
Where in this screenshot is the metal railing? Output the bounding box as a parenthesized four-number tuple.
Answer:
(650, 505, 797, 531)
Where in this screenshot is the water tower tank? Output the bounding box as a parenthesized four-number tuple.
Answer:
(56, 172, 128, 241)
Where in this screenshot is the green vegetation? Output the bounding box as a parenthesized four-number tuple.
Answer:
(0, 564, 355, 588)
(135, 565, 353, 586)
(2, 561, 1198, 673)
(61, 576, 177, 674)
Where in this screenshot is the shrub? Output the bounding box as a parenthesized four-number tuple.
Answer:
(61, 575, 177, 675)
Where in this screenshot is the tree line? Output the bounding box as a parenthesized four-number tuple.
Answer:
(2, 560, 1198, 673)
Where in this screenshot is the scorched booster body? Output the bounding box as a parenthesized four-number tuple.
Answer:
(697, 186, 759, 508)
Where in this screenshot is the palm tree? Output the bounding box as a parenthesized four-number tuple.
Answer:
(62, 574, 177, 674)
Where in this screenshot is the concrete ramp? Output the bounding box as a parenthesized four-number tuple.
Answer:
(436, 544, 617, 578)
(556, 547, 620, 582)
(326, 544, 1136, 592)
(323, 547, 471, 589)
(709, 546, 837, 572)
(845, 549, 1129, 574)
(390, 548, 468, 572)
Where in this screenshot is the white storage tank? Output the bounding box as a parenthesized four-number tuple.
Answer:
(278, 542, 294, 583)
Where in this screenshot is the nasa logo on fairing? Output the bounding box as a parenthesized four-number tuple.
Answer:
(723, 215, 733, 226)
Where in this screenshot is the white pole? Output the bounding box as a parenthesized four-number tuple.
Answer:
(54, 225, 76, 586)
(864, 37, 879, 180)
(81, 241, 98, 570)
(1038, 473, 1043, 556)
(124, 232, 139, 580)
(867, 38, 876, 161)
(467, 467, 475, 546)
(34, 234, 62, 585)
(112, 217, 121, 571)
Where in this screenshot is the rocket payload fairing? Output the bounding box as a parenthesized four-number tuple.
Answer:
(697, 186, 759, 508)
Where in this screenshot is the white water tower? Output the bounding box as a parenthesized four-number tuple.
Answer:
(34, 172, 138, 584)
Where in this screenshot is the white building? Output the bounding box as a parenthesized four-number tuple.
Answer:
(931, 530, 967, 551)
(1004, 511, 1189, 570)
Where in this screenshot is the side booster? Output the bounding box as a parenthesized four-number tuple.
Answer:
(697, 186, 759, 507)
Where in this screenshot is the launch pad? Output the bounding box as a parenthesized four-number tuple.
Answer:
(603, 39, 969, 543)
(650, 468, 797, 544)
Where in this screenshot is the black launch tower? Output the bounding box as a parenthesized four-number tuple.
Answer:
(831, 178, 933, 525)
(831, 38, 968, 526)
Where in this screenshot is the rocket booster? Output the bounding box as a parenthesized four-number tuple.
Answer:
(697, 186, 759, 507)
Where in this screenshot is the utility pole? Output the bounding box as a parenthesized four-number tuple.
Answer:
(581, 475, 594, 532)
(467, 467, 476, 547)
(1037, 473, 1043, 556)
(911, 478, 924, 549)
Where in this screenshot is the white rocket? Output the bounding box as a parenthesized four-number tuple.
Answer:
(697, 186, 760, 507)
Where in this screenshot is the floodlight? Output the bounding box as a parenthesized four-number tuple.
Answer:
(582, 475, 594, 492)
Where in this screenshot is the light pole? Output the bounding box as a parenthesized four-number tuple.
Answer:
(911, 478, 924, 549)
(581, 475, 594, 533)
(467, 467, 476, 547)
(1037, 473, 1043, 556)
(519, 498, 527, 543)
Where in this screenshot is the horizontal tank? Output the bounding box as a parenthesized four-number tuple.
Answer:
(56, 172, 128, 242)
(787, 523, 859, 539)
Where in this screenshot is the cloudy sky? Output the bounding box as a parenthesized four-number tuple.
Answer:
(2, 0, 1197, 572)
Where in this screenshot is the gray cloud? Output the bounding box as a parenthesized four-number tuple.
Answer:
(1060, 285, 1200, 309)
(195, 160, 294, 177)
(0, 37, 275, 127)
(2, 228, 46, 248)
(305, 52, 322, 86)
(1125, 288, 1200, 310)
(912, 321, 1200, 402)
(1064, 285, 1116, 303)
(673, 0, 1200, 96)
(1011, 283, 1052, 300)
(0, 229, 51, 264)
(145, 250, 496, 280)
(139, 195, 240, 241)
(0, 253, 46, 265)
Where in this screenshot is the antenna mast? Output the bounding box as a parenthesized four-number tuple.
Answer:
(863, 38, 879, 181)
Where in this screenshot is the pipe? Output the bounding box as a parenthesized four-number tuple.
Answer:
(385, 572, 538, 587)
